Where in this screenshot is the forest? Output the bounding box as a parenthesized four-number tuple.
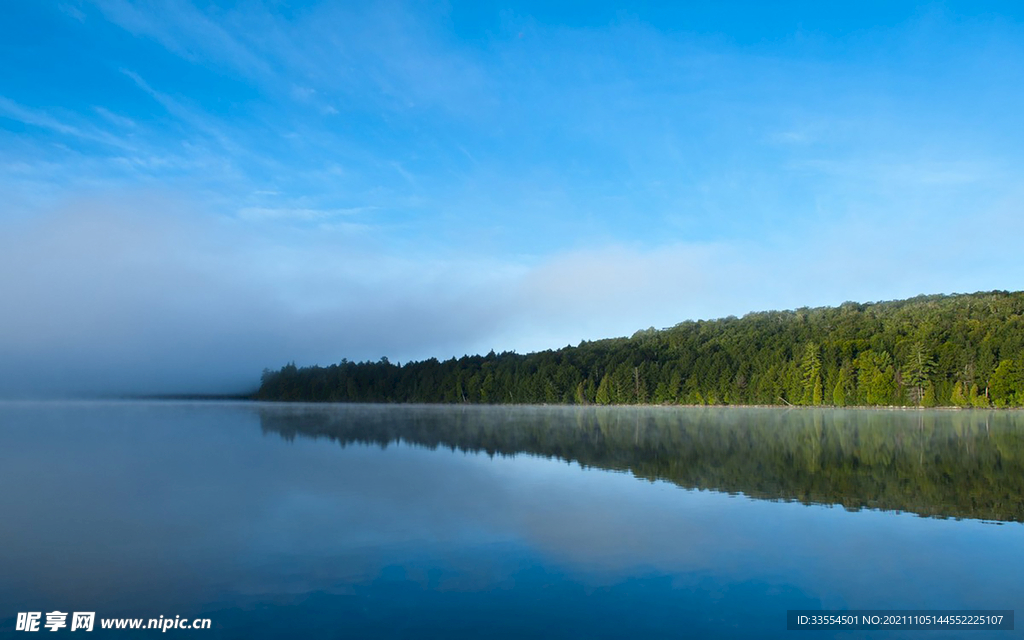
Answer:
(256, 290, 1024, 407)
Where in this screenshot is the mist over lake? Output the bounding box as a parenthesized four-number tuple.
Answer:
(1, 402, 1020, 638)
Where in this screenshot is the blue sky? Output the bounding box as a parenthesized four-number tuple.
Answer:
(2, 1, 1024, 395)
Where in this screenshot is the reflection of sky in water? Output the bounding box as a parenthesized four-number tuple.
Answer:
(0, 402, 1021, 638)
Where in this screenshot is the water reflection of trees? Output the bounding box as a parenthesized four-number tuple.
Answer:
(259, 406, 1024, 523)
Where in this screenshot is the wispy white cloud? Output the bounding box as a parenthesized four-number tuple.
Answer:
(93, 106, 136, 129)
(57, 2, 86, 22)
(237, 206, 375, 223)
(90, 0, 273, 78)
(119, 69, 238, 152)
(0, 96, 132, 150)
(791, 157, 998, 187)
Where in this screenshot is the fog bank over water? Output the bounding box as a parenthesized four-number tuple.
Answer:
(2, 195, 1023, 397)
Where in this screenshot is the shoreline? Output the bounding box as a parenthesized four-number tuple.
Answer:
(4, 397, 1019, 411)
(249, 399, 1021, 411)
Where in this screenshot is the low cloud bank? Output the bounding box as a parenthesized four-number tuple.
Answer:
(1, 194, 1022, 397)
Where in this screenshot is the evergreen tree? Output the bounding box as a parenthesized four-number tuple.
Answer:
(833, 364, 852, 407)
(856, 350, 897, 406)
(833, 378, 846, 407)
(903, 342, 935, 406)
(989, 360, 1019, 407)
(922, 383, 938, 407)
(595, 375, 612, 405)
(574, 380, 588, 405)
(969, 384, 989, 408)
(951, 382, 967, 408)
(801, 342, 822, 405)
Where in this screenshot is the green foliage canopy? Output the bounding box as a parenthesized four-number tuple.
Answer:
(258, 291, 1024, 408)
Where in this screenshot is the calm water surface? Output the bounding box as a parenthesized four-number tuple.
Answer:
(0, 402, 1021, 638)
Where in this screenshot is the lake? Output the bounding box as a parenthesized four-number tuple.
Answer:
(0, 402, 1021, 638)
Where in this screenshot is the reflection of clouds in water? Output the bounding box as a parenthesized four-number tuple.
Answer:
(0, 402, 1020, 618)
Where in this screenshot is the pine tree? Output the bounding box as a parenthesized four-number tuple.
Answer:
(857, 350, 896, 406)
(801, 342, 822, 405)
(903, 342, 935, 406)
(922, 383, 937, 407)
(595, 375, 612, 405)
(833, 379, 846, 406)
(969, 384, 989, 408)
(989, 359, 1018, 407)
(653, 380, 671, 404)
(951, 382, 967, 407)
(833, 365, 852, 406)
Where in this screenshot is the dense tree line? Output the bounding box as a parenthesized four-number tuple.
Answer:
(257, 291, 1024, 407)
(260, 404, 1024, 522)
